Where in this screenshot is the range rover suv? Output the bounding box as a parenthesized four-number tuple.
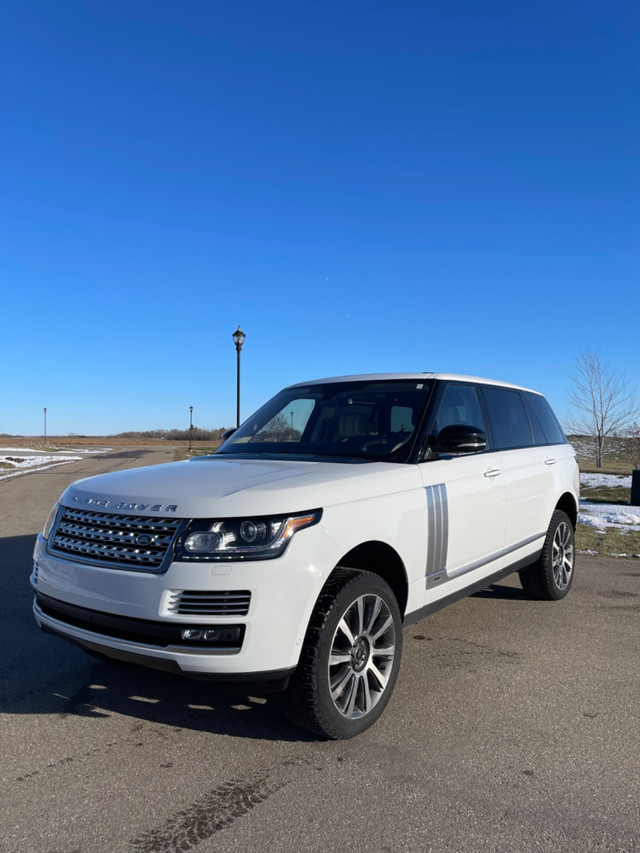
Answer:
(32, 374, 579, 738)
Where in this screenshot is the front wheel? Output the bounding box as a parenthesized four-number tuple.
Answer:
(519, 509, 575, 600)
(281, 568, 403, 739)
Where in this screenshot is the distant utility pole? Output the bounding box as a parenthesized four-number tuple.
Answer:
(189, 405, 194, 452)
(43, 407, 47, 445)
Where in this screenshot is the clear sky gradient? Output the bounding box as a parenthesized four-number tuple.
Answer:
(1, 0, 638, 436)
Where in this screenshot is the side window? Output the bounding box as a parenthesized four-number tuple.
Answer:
(523, 398, 547, 445)
(432, 384, 485, 433)
(524, 392, 567, 445)
(483, 387, 534, 450)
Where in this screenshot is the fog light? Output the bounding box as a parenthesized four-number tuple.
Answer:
(182, 628, 204, 640)
(181, 626, 243, 644)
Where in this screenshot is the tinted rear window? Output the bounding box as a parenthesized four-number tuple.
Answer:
(524, 392, 567, 445)
(482, 387, 534, 450)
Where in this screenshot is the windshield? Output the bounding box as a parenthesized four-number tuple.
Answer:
(216, 379, 433, 462)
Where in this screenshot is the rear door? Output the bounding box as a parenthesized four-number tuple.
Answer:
(480, 386, 554, 557)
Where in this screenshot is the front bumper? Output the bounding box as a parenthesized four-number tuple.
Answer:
(31, 524, 335, 679)
(33, 595, 294, 690)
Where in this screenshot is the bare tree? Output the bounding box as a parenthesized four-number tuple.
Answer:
(622, 422, 640, 470)
(568, 350, 639, 468)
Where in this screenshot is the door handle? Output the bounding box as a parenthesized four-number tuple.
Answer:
(484, 468, 502, 478)
(544, 458, 556, 466)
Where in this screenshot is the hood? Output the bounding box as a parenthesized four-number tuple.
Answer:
(61, 455, 419, 518)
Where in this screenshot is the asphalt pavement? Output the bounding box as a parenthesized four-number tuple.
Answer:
(1, 447, 638, 853)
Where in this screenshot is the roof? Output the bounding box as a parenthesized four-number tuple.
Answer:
(288, 373, 538, 394)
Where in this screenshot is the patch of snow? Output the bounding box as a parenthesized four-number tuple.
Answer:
(0, 447, 111, 481)
(580, 473, 632, 489)
(578, 500, 640, 533)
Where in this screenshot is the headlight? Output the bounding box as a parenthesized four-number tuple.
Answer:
(175, 509, 322, 561)
(42, 503, 60, 541)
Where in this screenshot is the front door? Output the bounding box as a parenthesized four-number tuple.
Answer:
(418, 382, 507, 591)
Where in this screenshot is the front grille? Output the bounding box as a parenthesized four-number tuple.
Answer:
(167, 590, 251, 616)
(50, 507, 183, 570)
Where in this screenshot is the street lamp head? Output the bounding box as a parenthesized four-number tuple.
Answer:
(232, 326, 246, 352)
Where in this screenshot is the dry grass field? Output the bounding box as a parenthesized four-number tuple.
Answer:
(0, 435, 186, 448)
(569, 434, 637, 474)
(3, 432, 226, 451)
(0, 436, 224, 465)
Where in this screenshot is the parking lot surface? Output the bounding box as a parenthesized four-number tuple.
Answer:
(1, 447, 638, 853)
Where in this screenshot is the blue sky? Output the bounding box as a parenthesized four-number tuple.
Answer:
(1, 0, 638, 436)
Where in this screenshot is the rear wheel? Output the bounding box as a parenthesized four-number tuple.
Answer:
(519, 510, 575, 600)
(281, 568, 402, 739)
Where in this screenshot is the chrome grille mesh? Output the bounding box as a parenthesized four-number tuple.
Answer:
(51, 507, 183, 569)
(167, 590, 251, 616)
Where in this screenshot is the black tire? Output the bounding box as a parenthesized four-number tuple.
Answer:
(519, 510, 575, 601)
(280, 568, 403, 739)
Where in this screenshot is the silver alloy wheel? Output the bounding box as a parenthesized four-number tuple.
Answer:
(552, 521, 574, 590)
(328, 593, 397, 719)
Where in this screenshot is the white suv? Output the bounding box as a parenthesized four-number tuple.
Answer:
(32, 374, 579, 738)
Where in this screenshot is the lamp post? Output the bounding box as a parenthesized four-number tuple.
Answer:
(188, 405, 194, 453)
(43, 408, 47, 445)
(232, 326, 246, 428)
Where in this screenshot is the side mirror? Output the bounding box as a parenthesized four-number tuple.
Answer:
(433, 424, 487, 454)
(221, 428, 237, 440)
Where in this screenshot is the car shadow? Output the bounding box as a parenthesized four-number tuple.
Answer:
(472, 582, 528, 600)
(0, 533, 315, 742)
